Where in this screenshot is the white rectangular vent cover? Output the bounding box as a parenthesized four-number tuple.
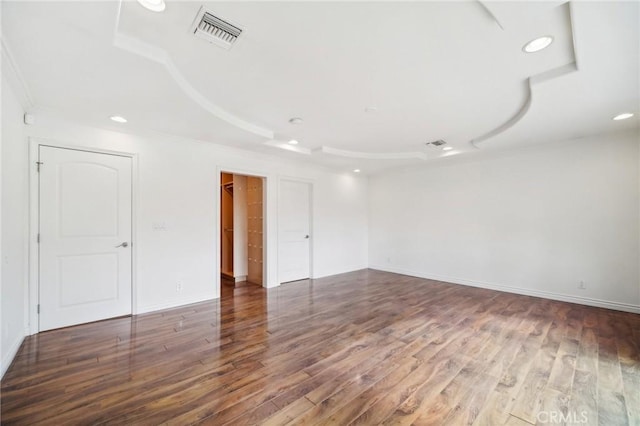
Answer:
(192, 7, 242, 50)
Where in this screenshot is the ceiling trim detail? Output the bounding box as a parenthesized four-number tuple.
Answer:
(471, 61, 578, 149)
(477, 1, 505, 30)
(110, 1, 583, 160)
(568, 2, 581, 71)
(1, 37, 35, 109)
(471, 2, 580, 149)
(263, 139, 312, 155)
(318, 146, 427, 161)
(112, 32, 274, 140)
(470, 79, 533, 148)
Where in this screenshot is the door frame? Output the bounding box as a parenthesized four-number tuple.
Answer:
(28, 138, 138, 335)
(216, 166, 271, 295)
(277, 176, 314, 283)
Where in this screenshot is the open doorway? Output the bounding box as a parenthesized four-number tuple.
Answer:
(220, 172, 265, 291)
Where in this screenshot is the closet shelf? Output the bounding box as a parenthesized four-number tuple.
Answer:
(222, 182, 233, 195)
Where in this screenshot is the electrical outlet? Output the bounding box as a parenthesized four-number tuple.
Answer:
(578, 280, 586, 290)
(387, 257, 392, 264)
(176, 282, 183, 293)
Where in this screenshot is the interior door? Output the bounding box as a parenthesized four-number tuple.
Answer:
(39, 146, 132, 331)
(278, 179, 310, 283)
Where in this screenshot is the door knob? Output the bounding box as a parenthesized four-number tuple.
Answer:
(115, 242, 129, 248)
(304, 235, 310, 239)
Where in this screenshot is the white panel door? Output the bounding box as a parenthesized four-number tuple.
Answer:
(39, 146, 132, 331)
(278, 180, 310, 283)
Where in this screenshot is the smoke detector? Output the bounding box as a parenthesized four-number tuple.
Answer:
(191, 7, 242, 50)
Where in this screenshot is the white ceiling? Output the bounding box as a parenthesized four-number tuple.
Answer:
(2, 1, 638, 174)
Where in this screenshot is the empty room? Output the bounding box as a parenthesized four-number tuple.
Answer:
(1, 0, 638, 425)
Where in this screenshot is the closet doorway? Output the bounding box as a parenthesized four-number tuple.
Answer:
(220, 172, 264, 287)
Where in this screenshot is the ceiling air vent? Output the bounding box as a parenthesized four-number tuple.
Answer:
(191, 7, 242, 50)
(425, 140, 447, 147)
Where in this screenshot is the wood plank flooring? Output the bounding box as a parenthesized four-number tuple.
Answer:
(1, 269, 639, 425)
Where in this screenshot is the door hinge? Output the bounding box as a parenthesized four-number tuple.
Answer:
(36, 161, 44, 172)
(37, 233, 40, 243)
(37, 304, 40, 314)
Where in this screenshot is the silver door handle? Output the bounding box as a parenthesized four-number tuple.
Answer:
(305, 235, 310, 239)
(116, 242, 129, 248)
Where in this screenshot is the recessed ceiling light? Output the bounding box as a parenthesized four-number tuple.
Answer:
(288, 139, 299, 145)
(613, 112, 634, 121)
(110, 115, 127, 123)
(523, 36, 554, 53)
(442, 146, 453, 151)
(137, 0, 165, 12)
(353, 169, 361, 173)
(289, 117, 304, 125)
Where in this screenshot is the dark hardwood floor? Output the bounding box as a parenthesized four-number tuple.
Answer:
(1, 269, 639, 425)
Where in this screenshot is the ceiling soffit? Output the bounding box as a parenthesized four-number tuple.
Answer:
(113, 1, 579, 162)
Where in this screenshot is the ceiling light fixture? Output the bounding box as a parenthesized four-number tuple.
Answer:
(289, 117, 304, 125)
(137, 0, 166, 12)
(523, 36, 554, 53)
(353, 169, 361, 173)
(288, 139, 299, 145)
(110, 115, 128, 123)
(613, 112, 634, 121)
(442, 146, 453, 151)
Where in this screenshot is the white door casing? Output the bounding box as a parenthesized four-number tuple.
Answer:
(39, 146, 132, 331)
(278, 179, 311, 283)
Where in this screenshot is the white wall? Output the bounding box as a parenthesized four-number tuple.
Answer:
(21, 113, 368, 317)
(369, 130, 640, 313)
(1, 73, 28, 377)
(313, 173, 369, 278)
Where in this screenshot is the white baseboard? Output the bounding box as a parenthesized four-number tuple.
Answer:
(137, 292, 219, 315)
(369, 265, 640, 315)
(264, 280, 280, 289)
(311, 264, 369, 280)
(1, 334, 25, 379)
